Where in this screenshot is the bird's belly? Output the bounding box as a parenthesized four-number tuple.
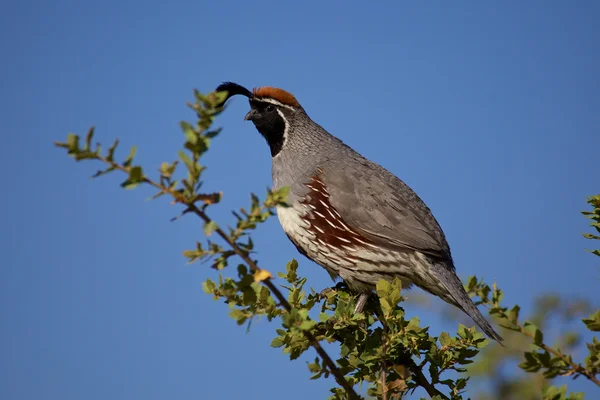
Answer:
(276, 204, 437, 293)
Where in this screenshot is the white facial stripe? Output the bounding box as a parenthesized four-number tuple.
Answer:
(274, 108, 289, 158)
(255, 98, 296, 111)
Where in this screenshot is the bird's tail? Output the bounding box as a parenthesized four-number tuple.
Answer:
(431, 266, 503, 343)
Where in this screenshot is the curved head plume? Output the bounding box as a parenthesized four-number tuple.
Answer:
(215, 82, 254, 105)
(215, 82, 301, 109)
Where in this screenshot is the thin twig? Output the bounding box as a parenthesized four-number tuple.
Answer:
(381, 326, 388, 400)
(372, 300, 448, 400)
(407, 359, 449, 400)
(492, 309, 600, 387)
(96, 157, 362, 400)
(513, 320, 600, 386)
(189, 203, 361, 399)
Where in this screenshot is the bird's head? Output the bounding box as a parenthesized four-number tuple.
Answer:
(216, 82, 304, 156)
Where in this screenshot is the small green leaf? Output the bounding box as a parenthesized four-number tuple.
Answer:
(213, 90, 229, 106)
(508, 304, 520, 324)
(457, 324, 469, 339)
(229, 309, 247, 325)
(285, 259, 298, 283)
(123, 145, 137, 167)
(299, 319, 316, 331)
(202, 279, 216, 294)
(180, 121, 197, 144)
(66, 133, 79, 153)
(465, 275, 477, 291)
(582, 310, 600, 331)
(178, 150, 193, 171)
(205, 128, 222, 138)
(107, 138, 119, 162)
(121, 166, 143, 189)
(242, 287, 257, 305)
(318, 313, 330, 322)
(524, 321, 544, 345)
(270, 337, 284, 348)
(519, 351, 541, 372)
(439, 332, 452, 347)
(375, 279, 391, 298)
(273, 186, 290, 205)
(84, 127, 94, 150)
(203, 221, 218, 236)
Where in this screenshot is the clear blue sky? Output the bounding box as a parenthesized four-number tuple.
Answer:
(1, 1, 599, 399)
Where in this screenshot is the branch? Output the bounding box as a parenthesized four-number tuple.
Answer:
(373, 300, 449, 399)
(516, 317, 599, 386)
(93, 156, 362, 400)
(408, 359, 449, 400)
(494, 306, 600, 387)
(192, 205, 361, 398)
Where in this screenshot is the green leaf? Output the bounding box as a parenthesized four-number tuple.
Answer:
(107, 138, 119, 162)
(439, 332, 452, 347)
(74, 151, 97, 161)
(582, 310, 600, 331)
(66, 133, 79, 153)
(180, 121, 197, 144)
(229, 309, 247, 325)
(508, 304, 520, 324)
(318, 313, 330, 323)
(205, 128, 222, 138)
(270, 337, 284, 348)
(84, 127, 94, 150)
(213, 90, 229, 106)
(202, 279, 216, 294)
(457, 324, 468, 339)
(375, 279, 391, 298)
(299, 320, 316, 331)
(272, 186, 290, 205)
(123, 145, 136, 167)
(178, 150, 193, 171)
(121, 166, 143, 189)
(519, 351, 541, 372)
(284, 259, 298, 283)
(92, 166, 116, 179)
(203, 221, 218, 236)
(242, 287, 257, 305)
(465, 275, 477, 291)
(524, 321, 544, 345)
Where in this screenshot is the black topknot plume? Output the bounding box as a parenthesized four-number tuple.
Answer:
(215, 82, 253, 106)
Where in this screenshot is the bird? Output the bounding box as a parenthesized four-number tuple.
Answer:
(215, 81, 503, 342)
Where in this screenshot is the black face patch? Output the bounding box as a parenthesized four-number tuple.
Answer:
(248, 100, 286, 157)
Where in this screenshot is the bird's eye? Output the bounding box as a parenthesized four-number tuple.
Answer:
(266, 105, 275, 112)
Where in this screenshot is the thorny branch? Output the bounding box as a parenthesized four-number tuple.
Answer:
(86, 154, 362, 400)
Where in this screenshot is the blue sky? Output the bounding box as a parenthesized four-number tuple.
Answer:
(1, 1, 599, 399)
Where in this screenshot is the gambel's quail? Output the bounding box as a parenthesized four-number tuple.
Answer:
(216, 82, 503, 342)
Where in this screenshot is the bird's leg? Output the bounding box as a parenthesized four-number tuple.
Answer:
(354, 293, 371, 314)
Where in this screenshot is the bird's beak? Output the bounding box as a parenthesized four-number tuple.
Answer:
(244, 109, 259, 121)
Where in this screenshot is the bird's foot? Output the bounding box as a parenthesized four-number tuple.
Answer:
(318, 282, 349, 301)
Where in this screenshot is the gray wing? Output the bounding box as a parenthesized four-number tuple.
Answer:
(323, 159, 452, 261)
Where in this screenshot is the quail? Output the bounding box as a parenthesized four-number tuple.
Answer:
(216, 82, 503, 342)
